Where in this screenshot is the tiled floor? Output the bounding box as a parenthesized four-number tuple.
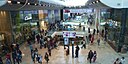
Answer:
(17, 37, 128, 64)
(3, 24, 128, 64)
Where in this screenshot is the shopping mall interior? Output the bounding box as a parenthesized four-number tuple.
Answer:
(0, 0, 128, 64)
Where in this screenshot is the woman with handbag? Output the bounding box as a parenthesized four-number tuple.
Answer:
(92, 51, 97, 62)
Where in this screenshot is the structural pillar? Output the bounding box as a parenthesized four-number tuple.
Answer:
(60, 9, 63, 20)
(9, 11, 17, 43)
(72, 41, 74, 58)
(95, 8, 100, 29)
(118, 8, 127, 52)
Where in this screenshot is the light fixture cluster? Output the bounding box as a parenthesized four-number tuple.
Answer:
(7, 0, 63, 7)
(89, 0, 100, 5)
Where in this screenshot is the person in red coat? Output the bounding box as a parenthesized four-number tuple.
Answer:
(6, 53, 11, 62)
(91, 35, 94, 44)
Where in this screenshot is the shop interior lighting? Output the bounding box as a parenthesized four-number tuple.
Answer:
(28, 3, 30, 5)
(7, 1, 11, 4)
(17, 2, 20, 4)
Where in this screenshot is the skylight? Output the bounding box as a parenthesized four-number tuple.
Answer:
(39, 0, 88, 7)
(62, 0, 88, 6)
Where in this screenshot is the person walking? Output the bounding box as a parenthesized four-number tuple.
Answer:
(92, 51, 97, 62)
(97, 38, 100, 46)
(31, 50, 35, 63)
(29, 43, 33, 53)
(88, 27, 90, 33)
(97, 28, 99, 35)
(12, 51, 17, 64)
(48, 48, 51, 56)
(16, 49, 22, 64)
(0, 56, 3, 64)
(81, 40, 86, 49)
(91, 35, 94, 44)
(6, 58, 11, 64)
(121, 57, 125, 64)
(40, 37, 44, 49)
(75, 45, 80, 58)
(6, 53, 11, 63)
(93, 29, 96, 35)
(86, 36, 89, 44)
(44, 52, 49, 63)
(114, 58, 121, 64)
(16, 52, 20, 64)
(66, 47, 69, 56)
(88, 33, 92, 42)
(87, 50, 94, 63)
(39, 55, 42, 64)
(36, 34, 40, 43)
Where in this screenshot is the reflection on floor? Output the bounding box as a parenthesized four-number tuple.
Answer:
(19, 38, 128, 64)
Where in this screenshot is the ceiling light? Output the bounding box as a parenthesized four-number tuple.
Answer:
(28, 3, 30, 5)
(7, 1, 11, 4)
(96, 0, 99, 3)
(93, 2, 95, 4)
(17, 2, 20, 4)
(35, 4, 37, 5)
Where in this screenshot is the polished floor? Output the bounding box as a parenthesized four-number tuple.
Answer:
(3, 24, 128, 64)
(12, 24, 128, 64)
(18, 37, 128, 64)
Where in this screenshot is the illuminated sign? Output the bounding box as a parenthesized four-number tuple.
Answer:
(63, 31, 76, 38)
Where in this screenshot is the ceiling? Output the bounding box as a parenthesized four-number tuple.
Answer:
(0, 0, 111, 11)
(39, 0, 88, 6)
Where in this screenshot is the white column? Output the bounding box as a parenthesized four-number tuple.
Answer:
(98, 9, 101, 30)
(95, 8, 100, 30)
(95, 9, 98, 29)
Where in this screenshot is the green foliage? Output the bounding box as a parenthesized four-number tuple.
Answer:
(16, 12, 20, 26)
(15, 12, 21, 32)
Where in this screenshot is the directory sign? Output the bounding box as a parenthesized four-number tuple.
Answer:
(64, 37, 69, 45)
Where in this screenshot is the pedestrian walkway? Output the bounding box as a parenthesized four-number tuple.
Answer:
(12, 37, 128, 64)
(2, 24, 128, 64)
(5, 23, 127, 64)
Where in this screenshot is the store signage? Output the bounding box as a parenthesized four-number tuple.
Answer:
(63, 31, 76, 38)
(64, 10, 70, 13)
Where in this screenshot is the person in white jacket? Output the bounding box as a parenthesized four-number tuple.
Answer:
(121, 57, 125, 64)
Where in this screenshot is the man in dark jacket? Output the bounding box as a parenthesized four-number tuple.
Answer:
(87, 50, 94, 63)
(75, 45, 80, 58)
